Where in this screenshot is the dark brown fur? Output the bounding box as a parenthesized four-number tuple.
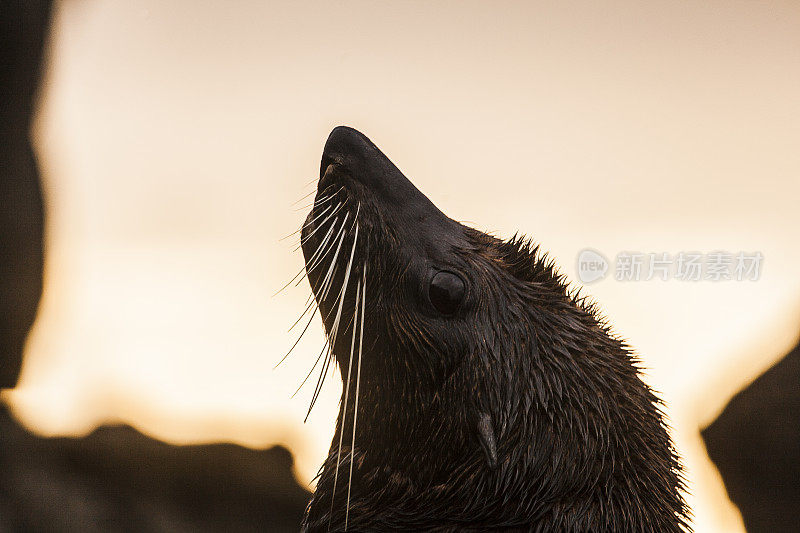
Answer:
(300, 127, 690, 532)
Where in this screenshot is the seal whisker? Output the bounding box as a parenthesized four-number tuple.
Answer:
(323, 203, 361, 379)
(274, 213, 340, 298)
(295, 201, 347, 250)
(307, 185, 343, 207)
(289, 297, 321, 334)
(294, 185, 343, 211)
(293, 335, 333, 400)
(279, 200, 361, 368)
(307, 214, 359, 410)
(306, 202, 354, 299)
(283, 196, 343, 249)
(284, 229, 342, 343)
(315, 204, 360, 376)
(275, 312, 318, 370)
(309, 192, 340, 215)
(308, 347, 334, 419)
(345, 261, 366, 532)
(316, 213, 349, 303)
(297, 218, 339, 281)
(287, 234, 349, 348)
(320, 186, 344, 200)
(329, 277, 361, 530)
(301, 219, 343, 287)
(293, 200, 323, 211)
(283, 213, 349, 374)
(304, 212, 348, 277)
(275, 215, 349, 368)
(302, 195, 332, 211)
(279, 201, 336, 242)
(314, 210, 356, 308)
(307, 221, 359, 420)
(278, 291, 328, 369)
(290, 188, 317, 206)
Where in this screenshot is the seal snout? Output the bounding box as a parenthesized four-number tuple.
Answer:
(320, 126, 447, 227)
(321, 125, 406, 194)
(320, 126, 371, 178)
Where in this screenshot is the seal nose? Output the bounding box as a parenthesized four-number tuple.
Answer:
(320, 126, 372, 178)
(319, 126, 453, 232)
(320, 126, 419, 202)
(316, 127, 463, 266)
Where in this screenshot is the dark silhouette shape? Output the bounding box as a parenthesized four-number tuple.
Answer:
(301, 127, 689, 531)
(0, 0, 51, 388)
(702, 338, 800, 533)
(1, 3, 310, 530)
(0, 406, 311, 532)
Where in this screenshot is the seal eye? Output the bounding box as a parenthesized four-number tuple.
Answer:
(429, 271, 465, 315)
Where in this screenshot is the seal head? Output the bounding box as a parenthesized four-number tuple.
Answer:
(300, 127, 689, 532)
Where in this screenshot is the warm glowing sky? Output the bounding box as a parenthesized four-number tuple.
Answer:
(5, 1, 800, 531)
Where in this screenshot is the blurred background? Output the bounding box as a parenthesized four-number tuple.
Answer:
(2, 1, 799, 531)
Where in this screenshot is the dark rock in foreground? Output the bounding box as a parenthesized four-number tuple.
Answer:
(0, 0, 50, 389)
(702, 338, 800, 533)
(0, 407, 310, 532)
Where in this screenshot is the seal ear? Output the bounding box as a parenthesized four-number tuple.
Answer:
(476, 412, 498, 470)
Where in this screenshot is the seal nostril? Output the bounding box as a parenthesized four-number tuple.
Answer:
(319, 162, 339, 189)
(320, 154, 336, 179)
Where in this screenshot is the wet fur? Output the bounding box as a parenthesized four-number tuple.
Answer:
(300, 128, 690, 532)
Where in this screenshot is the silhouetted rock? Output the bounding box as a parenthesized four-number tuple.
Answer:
(702, 339, 800, 533)
(0, 406, 310, 532)
(1, 4, 310, 530)
(0, 0, 51, 388)
(1, 2, 311, 529)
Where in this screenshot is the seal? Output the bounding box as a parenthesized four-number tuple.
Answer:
(299, 127, 690, 532)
